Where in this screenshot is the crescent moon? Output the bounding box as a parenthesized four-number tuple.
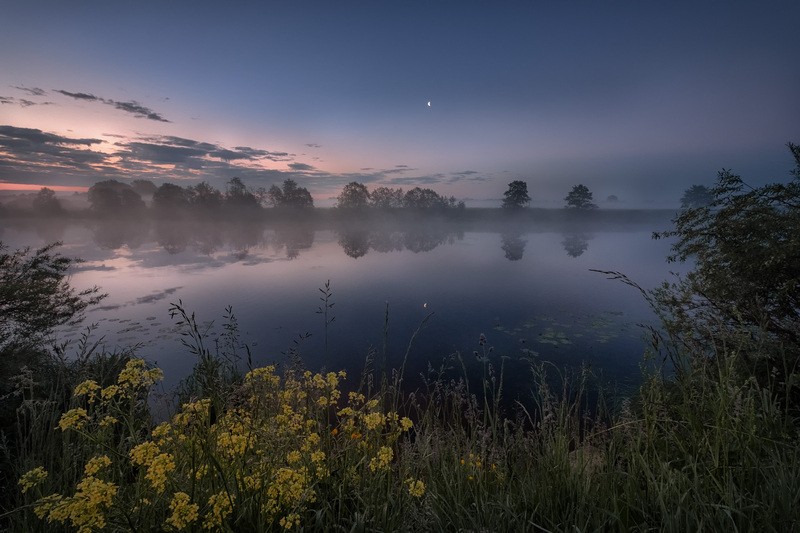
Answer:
(427, 101, 431, 107)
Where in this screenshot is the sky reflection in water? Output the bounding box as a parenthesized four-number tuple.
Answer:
(2, 216, 689, 396)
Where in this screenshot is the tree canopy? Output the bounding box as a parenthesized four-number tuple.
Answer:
(267, 179, 314, 209)
(336, 182, 370, 208)
(653, 142, 800, 398)
(87, 180, 145, 215)
(32, 187, 63, 216)
(564, 184, 597, 209)
(153, 183, 191, 213)
(502, 180, 531, 209)
(0, 242, 105, 356)
(369, 187, 404, 209)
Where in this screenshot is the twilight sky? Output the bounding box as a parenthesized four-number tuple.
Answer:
(1, 1, 798, 206)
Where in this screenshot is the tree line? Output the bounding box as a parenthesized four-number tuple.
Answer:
(4, 177, 718, 218)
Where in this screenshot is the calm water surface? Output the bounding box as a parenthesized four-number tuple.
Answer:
(2, 214, 687, 397)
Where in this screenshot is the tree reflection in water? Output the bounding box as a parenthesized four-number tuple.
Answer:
(561, 233, 591, 258)
(500, 232, 527, 261)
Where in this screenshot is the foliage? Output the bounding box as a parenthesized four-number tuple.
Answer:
(267, 179, 314, 209)
(680, 184, 714, 209)
(87, 180, 145, 215)
(401, 187, 462, 210)
(564, 184, 597, 209)
(336, 182, 370, 209)
(653, 143, 800, 400)
(224, 177, 260, 210)
(32, 188, 63, 216)
(187, 181, 224, 211)
(0, 242, 105, 357)
(501, 180, 531, 209)
(369, 186, 405, 209)
(152, 183, 191, 214)
(131, 179, 158, 197)
(12, 341, 800, 531)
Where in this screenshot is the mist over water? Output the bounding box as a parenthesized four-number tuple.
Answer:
(2, 211, 688, 396)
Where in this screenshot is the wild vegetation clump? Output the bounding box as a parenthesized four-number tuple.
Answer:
(3, 144, 800, 530)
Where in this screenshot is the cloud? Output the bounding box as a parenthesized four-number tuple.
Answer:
(305, 143, 321, 148)
(447, 170, 486, 183)
(0, 96, 54, 107)
(0, 125, 102, 147)
(13, 86, 46, 96)
(54, 89, 170, 122)
(386, 174, 447, 186)
(55, 89, 99, 101)
(288, 162, 315, 171)
(112, 100, 170, 122)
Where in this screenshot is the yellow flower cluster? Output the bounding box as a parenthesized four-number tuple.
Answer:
(203, 491, 234, 530)
(166, 491, 199, 530)
(117, 358, 164, 392)
(36, 475, 118, 533)
(58, 408, 88, 431)
(18, 466, 48, 494)
(369, 446, 394, 472)
(405, 477, 426, 498)
(84, 455, 112, 476)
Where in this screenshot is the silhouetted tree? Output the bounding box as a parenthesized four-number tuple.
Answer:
(680, 185, 714, 209)
(0, 242, 105, 357)
(502, 180, 531, 209)
(267, 179, 314, 208)
(187, 181, 224, 211)
(87, 180, 145, 215)
(131, 179, 157, 197)
(224, 177, 260, 210)
(370, 187, 405, 209)
(564, 184, 597, 209)
(336, 182, 370, 208)
(403, 187, 445, 209)
(32, 187, 63, 216)
(654, 143, 800, 397)
(153, 183, 191, 214)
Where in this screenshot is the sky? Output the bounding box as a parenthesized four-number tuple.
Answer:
(1, 1, 798, 207)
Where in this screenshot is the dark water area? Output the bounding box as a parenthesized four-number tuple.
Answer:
(1, 210, 689, 402)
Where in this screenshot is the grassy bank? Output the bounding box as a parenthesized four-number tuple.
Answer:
(6, 324, 799, 531)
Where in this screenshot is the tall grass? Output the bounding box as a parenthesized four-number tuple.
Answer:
(6, 303, 800, 531)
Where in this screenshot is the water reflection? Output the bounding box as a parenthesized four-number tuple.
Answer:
(500, 232, 527, 261)
(91, 219, 149, 250)
(561, 233, 593, 258)
(336, 224, 463, 258)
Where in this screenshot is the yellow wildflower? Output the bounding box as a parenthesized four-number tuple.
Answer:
(369, 446, 393, 472)
(18, 466, 48, 493)
(145, 453, 175, 493)
(280, 512, 301, 530)
(286, 451, 301, 464)
(203, 491, 234, 530)
(98, 415, 118, 428)
(363, 412, 385, 431)
(47, 476, 117, 532)
(100, 385, 119, 401)
(400, 417, 413, 431)
(58, 408, 88, 431)
(84, 455, 112, 476)
(130, 441, 160, 467)
(405, 478, 426, 498)
(166, 492, 199, 530)
(73, 380, 100, 401)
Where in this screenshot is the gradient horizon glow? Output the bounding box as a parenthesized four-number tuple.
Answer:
(1, 1, 798, 207)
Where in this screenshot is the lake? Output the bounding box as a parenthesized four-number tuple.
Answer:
(1, 211, 687, 399)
